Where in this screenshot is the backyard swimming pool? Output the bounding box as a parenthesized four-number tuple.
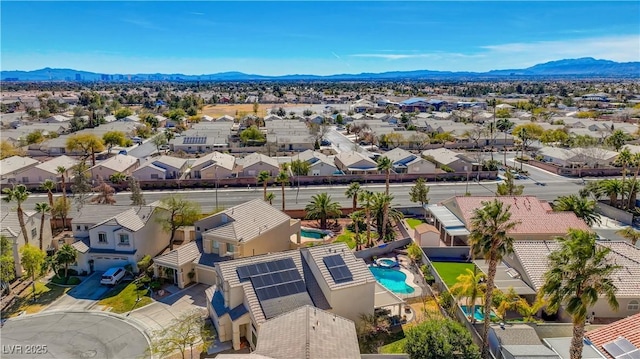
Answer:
(369, 267, 415, 294)
(460, 305, 498, 322)
(301, 229, 325, 239)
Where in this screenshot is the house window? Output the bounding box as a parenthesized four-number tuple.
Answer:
(119, 234, 130, 245)
(213, 241, 219, 249)
(76, 225, 81, 230)
(98, 232, 107, 243)
(22, 177, 29, 183)
(629, 300, 640, 311)
(31, 228, 37, 239)
(226, 243, 235, 253)
(150, 174, 159, 179)
(84, 225, 89, 230)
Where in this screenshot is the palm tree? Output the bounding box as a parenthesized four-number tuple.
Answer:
(305, 193, 342, 229)
(41, 179, 56, 207)
(345, 182, 362, 212)
(256, 171, 270, 201)
(616, 148, 632, 206)
(55, 244, 78, 278)
(540, 229, 620, 359)
(34, 202, 51, 250)
(469, 199, 520, 358)
(372, 192, 403, 242)
(349, 210, 364, 249)
(626, 152, 640, 209)
(616, 227, 640, 247)
(515, 295, 547, 323)
(376, 157, 393, 195)
(265, 192, 275, 205)
(359, 190, 374, 247)
(553, 194, 601, 226)
(496, 118, 514, 166)
(2, 184, 31, 245)
(275, 170, 289, 211)
(492, 287, 520, 322)
(56, 165, 67, 200)
(449, 267, 486, 322)
(600, 179, 624, 207)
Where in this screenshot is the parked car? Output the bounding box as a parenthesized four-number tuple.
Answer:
(118, 150, 128, 155)
(100, 267, 126, 286)
(131, 136, 143, 144)
(159, 144, 170, 150)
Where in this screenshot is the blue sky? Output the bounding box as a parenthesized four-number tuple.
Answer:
(2, 1, 639, 75)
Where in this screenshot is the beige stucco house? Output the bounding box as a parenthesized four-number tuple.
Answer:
(90, 154, 139, 182)
(239, 153, 280, 177)
(132, 155, 188, 180)
(0, 206, 53, 277)
(334, 151, 377, 174)
(381, 147, 437, 174)
(290, 150, 338, 176)
(14, 155, 78, 185)
(422, 148, 476, 172)
(190, 151, 237, 179)
(0, 156, 40, 183)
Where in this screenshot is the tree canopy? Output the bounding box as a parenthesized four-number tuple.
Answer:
(405, 317, 480, 359)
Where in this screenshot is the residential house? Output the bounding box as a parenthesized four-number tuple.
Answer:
(380, 147, 436, 174)
(42, 114, 71, 124)
(399, 98, 431, 113)
(585, 313, 640, 359)
(488, 324, 560, 359)
(89, 154, 139, 182)
(350, 99, 375, 113)
(290, 150, 339, 176)
(0, 207, 53, 276)
(170, 134, 229, 153)
(505, 241, 640, 320)
(537, 146, 619, 168)
(133, 155, 188, 180)
(422, 148, 476, 172)
(0, 156, 40, 183)
(69, 204, 168, 273)
(334, 151, 377, 175)
(154, 199, 301, 289)
(14, 155, 77, 184)
(215, 305, 362, 359)
(239, 153, 280, 177)
(191, 151, 237, 179)
(217, 115, 235, 122)
(205, 242, 376, 350)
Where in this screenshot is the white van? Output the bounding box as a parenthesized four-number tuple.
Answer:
(100, 267, 126, 286)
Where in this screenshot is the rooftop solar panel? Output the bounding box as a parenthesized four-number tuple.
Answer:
(323, 254, 353, 283)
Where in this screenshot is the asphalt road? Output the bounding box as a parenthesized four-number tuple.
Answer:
(0, 312, 149, 359)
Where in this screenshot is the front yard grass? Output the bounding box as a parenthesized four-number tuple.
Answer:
(431, 262, 476, 289)
(334, 229, 379, 250)
(98, 282, 152, 314)
(2, 281, 69, 317)
(405, 218, 425, 229)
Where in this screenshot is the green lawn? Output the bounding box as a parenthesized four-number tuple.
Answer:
(405, 218, 425, 229)
(380, 337, 407, 354)
(334, 229, 356, 249)
(431, 262, 476, 288)
(98, 282, 152, 314)
(3, 281, 70, 317)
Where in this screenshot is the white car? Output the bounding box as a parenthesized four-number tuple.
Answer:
(100, 267, 126, 286)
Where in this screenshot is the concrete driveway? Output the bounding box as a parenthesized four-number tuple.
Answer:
(1, 312, 149, 359)
(129, 283, 208, 333)
(44, 272, 111, 311)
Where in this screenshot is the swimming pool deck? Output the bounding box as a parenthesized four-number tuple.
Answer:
(372, 254, 426, 299)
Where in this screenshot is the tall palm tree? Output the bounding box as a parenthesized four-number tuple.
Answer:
(553, 194, 601, 226)
(349, 210, 364, 249)
(496, 118, 514, 166)
(345, 182, 362, 212)
(449, 267, 486, 323)
(305, 193, 342, 229)
(2, 184, 31, 245)
(626, 152, 640, 209)
(616, 227, 640, 247)
(275, 170, 289, 211)
(372, 192, 403, 242)
(34, 202, 51, 250)
(55, 244, 78, 278)
(376, 157, 393, 195)
(359, 190, 374, 247)
(41, 179, 56, 207)
(469, 199, 520, 358)
(600, 179, 624, 207)
(265, 192, 275, 205)
(616, 148, 632, 206)
(56, 165, 67, 201)
(540, 229, 620, 359)
(256, 171, 270, 201)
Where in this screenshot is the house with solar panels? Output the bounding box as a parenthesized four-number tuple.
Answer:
(205, 242, 376, 350)
(170, 135, 229, 153)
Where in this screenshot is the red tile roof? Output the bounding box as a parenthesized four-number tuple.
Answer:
(585, 313, 640, 359)
(448, 196, 590, 236)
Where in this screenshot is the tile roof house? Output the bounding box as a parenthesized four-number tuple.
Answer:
(585, 313, 640, 359)
(0, 156, 40, 183)
(238, 153, 280, 177)
(14, 155, 78, 184)
(205, 242, 376, 351)
(89, 154, 139, 182)
(154, 199, 301, 289)
(422, 148, 476, 172)
(537, 146, 619, 168)
(334, 151, 377, 174)
(488, 324, 560, 359)
(506, 241, 640, 320)
(381, 148, 436, 174)
(0, 206, 52, 277)
(68, 203, 167, 273)
(133, 155, 188, 180)
(190, 151, 238, 179)
(216, 305, 361, 359)
(290, 150, 338, 176)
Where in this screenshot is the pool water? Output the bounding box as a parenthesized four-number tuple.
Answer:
(378, 258, 399, 267)
(461, 305, 498, 322)
(369, 267, 415, 294)
(301, 229, 324, 239)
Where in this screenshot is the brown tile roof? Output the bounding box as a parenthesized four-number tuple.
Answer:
(585, 313, 640, 359)
(414, 223, 439, 235)
(447, 196, 590, 235)
(512, 241, 640, 297)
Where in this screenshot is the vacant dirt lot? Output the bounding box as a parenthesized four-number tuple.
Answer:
(201, 103, 300, 118)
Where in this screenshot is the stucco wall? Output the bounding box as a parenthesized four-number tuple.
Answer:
(330, 283, 375, 323)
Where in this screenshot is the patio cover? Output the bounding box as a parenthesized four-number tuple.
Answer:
(474, 260, 537, 296)
(374, 282, 405, 309)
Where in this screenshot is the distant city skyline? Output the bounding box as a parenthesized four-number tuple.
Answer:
(1, 1, 639, 76)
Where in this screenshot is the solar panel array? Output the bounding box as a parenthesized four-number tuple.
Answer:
(236, 258, 307, 302)
(323, 254, 353, 283)
(603, 337, 640, 359)
(183, 136, 207, 145)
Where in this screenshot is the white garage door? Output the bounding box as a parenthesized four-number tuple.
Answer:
(92, 256, 131, 272)
(197, 267, 217, 286)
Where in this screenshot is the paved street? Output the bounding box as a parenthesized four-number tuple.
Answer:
(0, 312, 149, 359)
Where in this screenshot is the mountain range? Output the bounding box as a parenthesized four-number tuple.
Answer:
(2, 58, 639, 81)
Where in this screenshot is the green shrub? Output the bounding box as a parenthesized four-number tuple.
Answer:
(67, 277, 81, 285)
(150, 280, 161, 290)
(137, 255, 153, 275)
(440, 165, 454, 173)
(56, 268, 78, 277)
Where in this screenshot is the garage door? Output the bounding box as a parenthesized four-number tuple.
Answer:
(197, 267, 217, 285)
(92, 256, 131, 272)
